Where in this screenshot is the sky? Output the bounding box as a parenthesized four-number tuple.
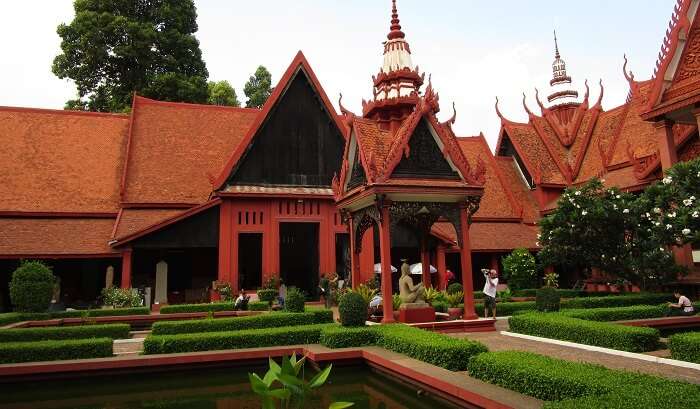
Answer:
(0, 1, 675, 149)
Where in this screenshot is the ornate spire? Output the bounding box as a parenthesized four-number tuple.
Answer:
(547, 30, 578, 104)
(388, 0, 405, 40)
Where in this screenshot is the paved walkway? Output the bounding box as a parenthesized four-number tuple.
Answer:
(451, 320, 700, 385)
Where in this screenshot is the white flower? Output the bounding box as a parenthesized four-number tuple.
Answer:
(662, 176, 673, 184)
(653, 208, 661, 214)
(668, 212, 677, 218)
(683, 228, 691, 235)
(537, 234, 541, 239)
(692, 196, 696, 201)
(535, 241, 540, 247)
(645, 212, 651, 218)
(576, 204, 581, 209)
(623, 209, 630, 214)
(582, 210, 588, 216)
(575, 190, 582, 196)
(684, 199, 693, 206)
(616, 195, 621, 199)
(612, 256, 616, 261)
(655, 222, 661, 226)
(613, 204, 618, 210)
(666, 224, 673, 230)
(601, 254, 606, 258)
(693, 211, 699, 218)
(660, 247, 665, 252)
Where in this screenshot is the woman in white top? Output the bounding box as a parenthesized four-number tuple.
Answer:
(668, 291, 695, 316)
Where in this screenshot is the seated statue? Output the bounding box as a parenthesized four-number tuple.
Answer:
(399, 260, 425, 304)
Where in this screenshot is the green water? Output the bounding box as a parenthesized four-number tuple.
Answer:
(0, 364, 464, 409)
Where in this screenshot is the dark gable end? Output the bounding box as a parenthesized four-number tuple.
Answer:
(347, 140, 367, 189)
(226, 68, 345, 187)
(391, 118, 460, 180)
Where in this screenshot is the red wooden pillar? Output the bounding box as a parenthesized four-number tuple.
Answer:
(436, 244, 447, 291)
(459, 204, 478, 320)
(348, 217, 361, 289)
(421, 238, 431, 288)
(654, 119, 678, 170)
(319, 202, 334, 276)
(218, 200, 233, 285)
(121, 248, 133, 289)
(379, 203, 394, 323)
(359, 231, 375, 284)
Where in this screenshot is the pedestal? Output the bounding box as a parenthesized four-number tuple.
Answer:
(398, 303, 436, 323)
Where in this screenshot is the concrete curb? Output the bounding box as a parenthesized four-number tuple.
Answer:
(501, 331, 700, 371)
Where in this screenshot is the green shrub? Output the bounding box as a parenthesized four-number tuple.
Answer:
(0, 324, 130, 342)
(284, 287, 305, 313)
(257, 288, 278, 304)
(101, 287, 142, 308)
(509, 313, 659, 352)
(0, 338, 113, 363)
(668, 332, 700, 364)
(474, 301, 537, 316)
(432, 300, 448, 313)
(447, 283, 463, 295)
(144, 324, 329, 354)
(151, 310, 333, 335)
(536, 287, 561, 312)
(338, 292, 367, 327)
(468, 351, 700, 408)
(377, 325, 487, 371)
(319, 326, 380, 348)
(248, 301, 269, 311)
(9, 260, 56, 313)
(159, 303, 234, 314)
(502, 248, 538, 290)
(560, 305, 666, 321)
(86, 307, 150, 317)
(561, 293, 673, 309)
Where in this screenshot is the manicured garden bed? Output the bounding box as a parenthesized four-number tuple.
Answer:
(668, 332, 700, 364)
(468, 351, 700, 408)
(151, 310, 333, 335)
(0, 338, 113, 364)
(559, 305, 667, 321)
(0, 324, 130, 342)
(0, 308, 150, 327)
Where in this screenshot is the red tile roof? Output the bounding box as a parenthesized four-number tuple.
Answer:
(0, 218, 117, 255)
(0, 107, 129, 213)
(112, 208, 185, 240)
(431, 221, 539, 252)
(121, 96, 259, 205)
(501, 122, 566, 185)
(495, 157, 540, 223)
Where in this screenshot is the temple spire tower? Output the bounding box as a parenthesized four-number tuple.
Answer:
(547, 31, 579, 106)
(362, 0, 425, 131)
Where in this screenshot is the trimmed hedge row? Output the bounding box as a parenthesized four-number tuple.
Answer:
(249, 301, 269, 311)
(509, 313, 659, 352)
(468, 351, 700, 409)
(159, 303, 234, 314)
(0, 338, 113, 364)
(474, 301, 537, 316)
(377, 325, 487, 371)
(561, 294, 673, 309)
(0, 308, 150, 327)
(144, 324, 329, 354)
(319, 326, 380, 348)
(559, 305, 667, 322)
(669, 332, 700, 364)
(151, 310, 333, 335)
(0, 324, 130, 343)
(83, 307, 150, 317)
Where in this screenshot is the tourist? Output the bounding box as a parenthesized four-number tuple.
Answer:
(234, 289, 250, 311)
(482, 269, 498, 319)
(278, 280, 287, 308)
(668, 291, 695, 316)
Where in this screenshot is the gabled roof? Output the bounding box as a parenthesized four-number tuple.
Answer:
(0, 218, 118, 256)
(120, 96, 258, 205)
(495, 157, 540, 223)
(0, 106, 129, 213)
(111, 208, 185, 240)
(213, 51, 348, 190)
(430, 221, 539, 252)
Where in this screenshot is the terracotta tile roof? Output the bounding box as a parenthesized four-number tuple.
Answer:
(121, 96, 259, 204)
(0, 107, 129, 213)
(502, 122, 566, 185)
(352, 116, 392, 179)
(458, 137, 518, 219)
(0, 218, 117, 255)
(431, 221, 539, 251)
(112, 208, 184, 240)
(607, 96, 661, 167)
(495, 157, 540, 223)
(575, 105, 626, 183)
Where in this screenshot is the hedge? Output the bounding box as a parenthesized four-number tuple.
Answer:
(560, 305, 667, 322)
(668, 332, 700, 364)
(144, 324, 329, 354)
(159, 303, 234, 314)
(377, 325, 487, 371)
(0, 324, 130, 343)
(319, 326, 380, 348)
(151, 310, 333, 335)
(509, 313, 659, 352)
(468, 351, 700, 409)
(474, 301, 537, 316)
(0, 308, 150, 327)
(249, 301, 269, 311)
(0, 338, 113, 364)
(561, 294, 673, 309)
(84, 307, 150, 317)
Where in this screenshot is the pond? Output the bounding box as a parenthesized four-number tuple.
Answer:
(0, 363, 467, 409)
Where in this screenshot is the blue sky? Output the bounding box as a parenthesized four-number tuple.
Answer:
(0, 1, 675, 148)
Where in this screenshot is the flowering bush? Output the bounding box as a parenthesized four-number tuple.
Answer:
(101, 287, 142, 308)
(502, 248, 538, 290)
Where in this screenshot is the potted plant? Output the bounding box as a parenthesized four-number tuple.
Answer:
(446, 291, 463, 320)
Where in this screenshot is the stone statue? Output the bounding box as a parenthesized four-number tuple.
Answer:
(399, 260, 425, 304)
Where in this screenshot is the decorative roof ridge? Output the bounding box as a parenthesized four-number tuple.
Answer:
(599, 100, 632, 168)
(474, 134, 523, 219)
(0, 105, 129, 119)
(133, 95, 260, 113)
(119, 93, 139, 200)
(494, 96, 522, 125)
(494, 125, 541, 186)
(570, 103, 602, 179)
(427, 115, 485, 186)
(527, 111, 573, 183)
(213, 51, 347, 190)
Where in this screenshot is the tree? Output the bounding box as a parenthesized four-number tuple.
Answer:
(538, 179, 679, 288)
(208, 80, 240, 107)
(244, 66, 273, 108)
(9, 260, 56, 313)
(502, 248, 538, 290)
(52, 0, 209, 112)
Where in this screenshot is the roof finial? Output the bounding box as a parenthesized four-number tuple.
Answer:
(388, 0, 405, 40)
(554, 30, 560, 59)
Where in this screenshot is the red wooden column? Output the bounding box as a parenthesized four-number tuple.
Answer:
(379, 203, 394, 323)
(421, 238, 431, 288)
(459, 204, 478, 320)
(436, 244, 447, 291)
(654, 119, 678, 170)
(359, 232, 375, 284)
(348, 217, 361, 289)
(218, 200, 233, 285)
(121, 248, 133, 289)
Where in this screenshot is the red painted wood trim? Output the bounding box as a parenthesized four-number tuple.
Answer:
(216, 191, 334, 200)
(0, 212, 118, 218)
(119, 94, 139, 199)
(119, 203, 199, 209)
(460, 204, 478, 320)
(0, 253, 120, 260)
(121, 249, 133, 289)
